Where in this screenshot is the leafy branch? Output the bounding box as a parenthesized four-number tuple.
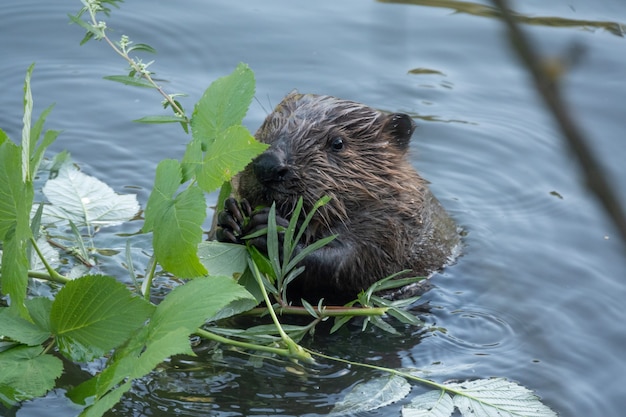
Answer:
(68, 0, 190, 130)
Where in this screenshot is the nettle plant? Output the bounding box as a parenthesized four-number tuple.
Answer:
(0, 1, 558, 416)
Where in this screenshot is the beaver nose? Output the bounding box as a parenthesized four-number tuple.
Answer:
(253, 152, 290, 184)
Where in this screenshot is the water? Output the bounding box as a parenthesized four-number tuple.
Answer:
(2, 1, 626, 416)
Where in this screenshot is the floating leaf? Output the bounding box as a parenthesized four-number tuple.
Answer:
(449, 378, 557, 417)
(0, 345, 63, 406)
(41, 162, 139, 227)
(191, 62, 255, 146)
(142, 159, 207, 277)
(402, 390, 454, 417)
(50, 274, 155, 362)
(330, 375, 411, 415)
(197, 125, 268, 193)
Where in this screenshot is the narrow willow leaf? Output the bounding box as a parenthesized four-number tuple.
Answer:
(266, 203, 281, 282)
(22, 63, 34, 183)
(103, 75, 155, 88)
(0, 307, 50, 346)
(191, 62, 255, 146)
(330, 375, 411, 415)
(68, 13, 104, 40)
(126, 43, 157, 53)
(50, 274, 155, 362)
(133, 115, 187, 124)
(197, 241, 249, 278)
(0, 345, 63, 406)
(197, 125, 268, 193)
(41, 162, 139, 227)
(449, 378, 557, 417)
(402, 390, 455, 417)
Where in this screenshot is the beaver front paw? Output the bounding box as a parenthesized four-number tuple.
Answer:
(216, 198, 290, 254)
(216, 197, 252, 244)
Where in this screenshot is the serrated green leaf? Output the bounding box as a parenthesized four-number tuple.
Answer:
(191, 62, 255, 146)
(197, 241, 249, 278)
(180, 138, 203, 183)
(449, 377, 557, 417)
(41, 161, 139, 227)
(25, 297, 53, 333)
(143, 160, 207, 277)
(402, 390, 454, 417)
(50, 274, 155, 362)
(0, 345, 63, 406)
(197, 125, 268, 193)
(0, 307, 50, 346)
(331, 375, 411, 415)
(103, 75, 155, 88)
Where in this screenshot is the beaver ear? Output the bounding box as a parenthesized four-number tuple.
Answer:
(382, 113, 416, 152)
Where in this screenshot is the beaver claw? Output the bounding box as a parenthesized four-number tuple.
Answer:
(216, 198, 289, 254)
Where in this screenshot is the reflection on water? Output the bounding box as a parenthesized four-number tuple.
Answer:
(2, 0, 626, 416)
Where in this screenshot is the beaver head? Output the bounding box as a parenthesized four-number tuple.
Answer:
(238, 92, 426, 240)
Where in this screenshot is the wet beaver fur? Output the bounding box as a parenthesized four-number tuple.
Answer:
(216, 92, 459, 304)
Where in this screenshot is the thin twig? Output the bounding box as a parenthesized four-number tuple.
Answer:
(490, 0, 626, 247)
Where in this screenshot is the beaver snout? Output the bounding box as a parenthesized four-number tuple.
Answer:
(253, 151, 290, 185)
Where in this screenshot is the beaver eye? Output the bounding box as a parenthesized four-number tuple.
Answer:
(329, 137, 344, 152)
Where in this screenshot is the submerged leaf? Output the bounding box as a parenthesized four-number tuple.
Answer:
(449, 378, 557, 417)
(41, 162, 139, 227)
(330, 374, 411, 415)
(402, 390, 454, 417)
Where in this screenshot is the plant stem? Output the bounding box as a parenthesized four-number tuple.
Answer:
(242, 305, 389, 317)
(194, 328, 291, 357)
(85, 4, 188, 121)
(249, 260, 314, 363)
(29, 237, 70, 284)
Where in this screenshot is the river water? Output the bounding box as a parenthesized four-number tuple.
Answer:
(1, 1, 625, 416)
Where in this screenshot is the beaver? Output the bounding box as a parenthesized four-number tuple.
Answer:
(216, 92, 459, 304)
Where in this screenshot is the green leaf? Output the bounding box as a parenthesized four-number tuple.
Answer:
(330, 375, 411, 415)
(41, 161, 140, 228)
(0, 307, 50, 346)
(133, 115, 187, 124)
(197, 125, 268, 193)
(0, 345, 63, 407)
(25, 297, 53, 333)
(50, 274, 155, 362)
(191, 62, 255, 146)
(68, 13, 105, 40)
(74, 276, 256, 416)
(402, 390, 454, 417)
(143, 159, 207, 278)
(126, 43, 157, 54)
(180, 138, 203, 183)
(197, 241, 249, 278)
(0, 139, 33, 316)
(103, 75, 155, 88)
